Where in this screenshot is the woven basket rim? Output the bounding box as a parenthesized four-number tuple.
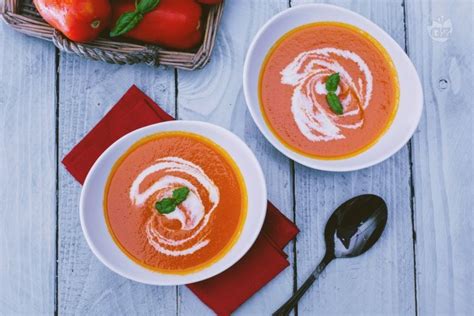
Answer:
(1, 0, 224, 70)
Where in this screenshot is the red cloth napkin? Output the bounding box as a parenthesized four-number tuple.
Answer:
(62, 85, 299, 315)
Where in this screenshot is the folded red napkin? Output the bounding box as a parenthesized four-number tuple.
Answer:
(62, 85, 299, 315)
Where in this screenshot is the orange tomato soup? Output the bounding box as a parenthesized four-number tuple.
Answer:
(260, 22, 399, 159)
(104, 131, 247, 274)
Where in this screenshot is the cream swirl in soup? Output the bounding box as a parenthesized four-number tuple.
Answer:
(281, 48, 373, 142)
(259, 22, 398, 159)
(129, 157, 220, 257)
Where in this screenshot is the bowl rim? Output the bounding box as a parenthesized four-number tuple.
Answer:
(243, 3, 423, 172)
(79, 120, 267, 285)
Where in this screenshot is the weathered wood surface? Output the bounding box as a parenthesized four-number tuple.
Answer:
(406, 0, 473, 314)
(0, 0, 473, 315)
(0, 23, 56, 314)
(291, 0, 416, 315)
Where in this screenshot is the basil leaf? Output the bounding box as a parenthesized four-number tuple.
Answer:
(136, 0, 160, 14)
(155, 198, 176, 214)
(110, 11, 143, 37)
(154, 187, 190, 215)
(326, 92, 344, 115)
(173, 187, 190, 204)
(325, 73, 340, 92)
(110, 0, 160, 37)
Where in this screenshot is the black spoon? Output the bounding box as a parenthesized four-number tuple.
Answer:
(273, 194, 388, 316)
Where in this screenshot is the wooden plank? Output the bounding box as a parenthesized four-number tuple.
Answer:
(176, 1, 294, 315)
(291, 0, 416, 314)
(0, 24, 56, 314)
(57, 56, 178, 314)
(405, 0, 473, 314)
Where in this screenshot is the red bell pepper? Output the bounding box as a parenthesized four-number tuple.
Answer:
(110, 0, 203, 50)
(33, 0, 111, 42)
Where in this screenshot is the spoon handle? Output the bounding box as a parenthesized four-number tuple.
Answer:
(273, 254, 333, 316)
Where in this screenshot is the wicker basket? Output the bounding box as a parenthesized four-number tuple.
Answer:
(0, 0, 224, 70)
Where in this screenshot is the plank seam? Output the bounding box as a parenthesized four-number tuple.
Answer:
(291, 160, 298, 316)
(174, 68, 179, 120)
(402, 1, 419, 314)
(54, 47, 60, 316)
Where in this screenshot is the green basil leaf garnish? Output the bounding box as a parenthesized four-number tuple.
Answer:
(155, 198, 177, 214)
(325, 73, 340, 92)
(172, 187, 190, 204)
(154, 186, 190, 215)
(136, 0, 160, 14)
(326, 92, 344, 115)
(110, 0, 160, 37)
(110, 12, 142, 37)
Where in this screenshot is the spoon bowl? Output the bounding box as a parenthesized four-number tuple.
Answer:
(326, 194, 387, 258)
(274, 194, 388, 316)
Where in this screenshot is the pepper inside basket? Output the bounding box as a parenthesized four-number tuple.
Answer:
(0, 0, 224, 70)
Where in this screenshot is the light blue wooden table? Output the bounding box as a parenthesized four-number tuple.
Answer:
(0, 0, 472, 315)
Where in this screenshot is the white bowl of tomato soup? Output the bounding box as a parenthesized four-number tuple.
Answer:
(243, 4, 423, 171)
(80, 121, 267, 285)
